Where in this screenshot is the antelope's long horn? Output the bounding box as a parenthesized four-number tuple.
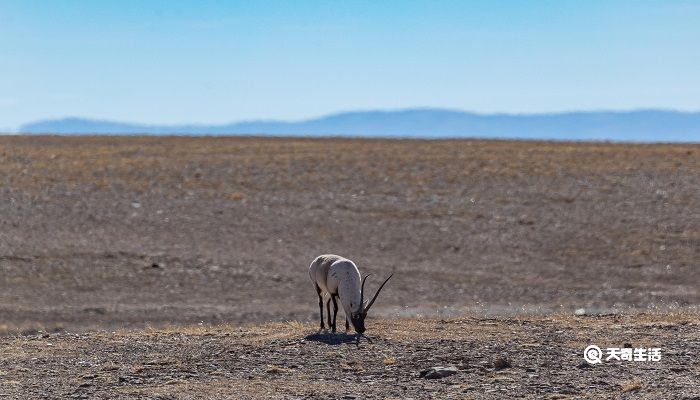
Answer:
(363, 273, 393, 313)
(360, 274, 372, 306)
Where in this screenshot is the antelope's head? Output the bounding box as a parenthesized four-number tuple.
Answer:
(349, 273, 393, 334)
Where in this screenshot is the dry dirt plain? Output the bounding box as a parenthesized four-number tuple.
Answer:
(0, 136, 698, 398)
(2, 314, 699, 399)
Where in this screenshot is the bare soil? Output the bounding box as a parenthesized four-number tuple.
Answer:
(2, 314, 699, 399)
(0, 136, 698, 398)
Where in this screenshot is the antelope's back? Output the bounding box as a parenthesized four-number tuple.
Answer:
(308, 254, 346, 293)
(327, 259, 362, 301)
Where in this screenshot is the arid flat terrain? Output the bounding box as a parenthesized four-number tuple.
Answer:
(0, 136, 698, 398)
(1, 136, 698, 331)
(2, 314, 699, 399)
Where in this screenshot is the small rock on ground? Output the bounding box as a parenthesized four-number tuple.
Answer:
(419, 366, 459, 379)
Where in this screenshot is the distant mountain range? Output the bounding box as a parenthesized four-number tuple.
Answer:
(18, 109, 700, 142)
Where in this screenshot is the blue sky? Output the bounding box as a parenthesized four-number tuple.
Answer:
(1, 0, 699, 130)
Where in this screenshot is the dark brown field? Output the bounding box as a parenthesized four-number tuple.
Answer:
(0, 136, 698, 398)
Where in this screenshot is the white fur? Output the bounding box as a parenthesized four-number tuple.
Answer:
(309, 254, 363, 326)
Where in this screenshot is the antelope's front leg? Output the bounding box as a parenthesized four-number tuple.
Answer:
(331, 295, 339, 333)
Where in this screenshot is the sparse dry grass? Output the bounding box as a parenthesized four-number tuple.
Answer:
(0, 136, 698, 398)
(1, 136, 698, 334)
(1, 136, 697, 197)
(1, 314, 698, 398)
(621, 379, 645, 393)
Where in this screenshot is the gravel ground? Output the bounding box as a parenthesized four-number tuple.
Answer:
(0, 136, 698, 398)
(1, 314, 699, 399)
(0, 136, 698, 333)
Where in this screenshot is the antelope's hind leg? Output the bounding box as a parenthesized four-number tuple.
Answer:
(326, 297, 332, 331)
(315, 284, 325, 331)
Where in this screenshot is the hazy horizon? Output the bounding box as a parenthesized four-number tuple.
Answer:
(13, 108, 700, 142)
(9, 106, 700, 129)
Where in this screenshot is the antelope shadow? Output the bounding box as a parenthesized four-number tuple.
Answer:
(304, 332, 363, 345)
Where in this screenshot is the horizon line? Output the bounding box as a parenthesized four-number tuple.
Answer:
(12, 106, 700, 131)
